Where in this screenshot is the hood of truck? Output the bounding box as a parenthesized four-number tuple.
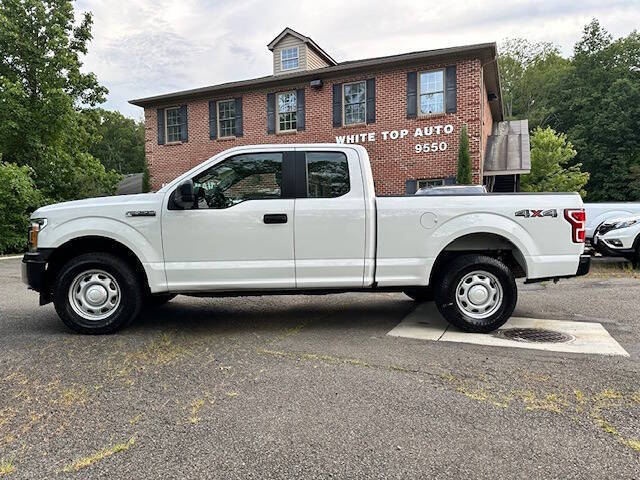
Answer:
(31, 193, 162, 219)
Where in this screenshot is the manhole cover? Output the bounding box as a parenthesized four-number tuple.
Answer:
(495, 328, 574, 344)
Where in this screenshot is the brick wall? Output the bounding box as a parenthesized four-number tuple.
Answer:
(144, 58, 487, 194)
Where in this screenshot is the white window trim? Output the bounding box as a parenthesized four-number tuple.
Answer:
(342, 81, 367, 126)
(280, 46, 299, 71)
(165, 106, 182, 144)
(217, 99, 236, 139)
(418, 69, 445, 116)
(276, 90, 297, 133)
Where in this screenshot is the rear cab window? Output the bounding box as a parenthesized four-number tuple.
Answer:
(304, 152, 350, 198)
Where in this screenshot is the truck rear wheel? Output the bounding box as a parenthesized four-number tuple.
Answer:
(53, 253, 143, 334)
(434, 254, 517, 333)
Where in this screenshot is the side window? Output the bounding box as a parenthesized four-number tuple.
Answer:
(192, 153, 283, 209)
(305, 152, 350, 198)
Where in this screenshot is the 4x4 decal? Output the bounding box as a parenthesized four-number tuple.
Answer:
(515, 209, 558, 218)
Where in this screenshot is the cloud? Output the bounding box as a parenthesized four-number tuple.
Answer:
(75, 0, 640, 118)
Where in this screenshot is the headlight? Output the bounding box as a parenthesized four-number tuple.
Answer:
(614, 219, 639, 230)
(28, 218, 47, 252)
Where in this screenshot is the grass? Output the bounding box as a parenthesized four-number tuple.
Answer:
(587, 259, 640, 278)
(188, 398, 205, 424)
(61, 437, 135, 473)
(0, 458, 15, 476)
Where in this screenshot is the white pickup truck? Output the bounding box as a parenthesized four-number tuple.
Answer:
(23, 144, 589, 334)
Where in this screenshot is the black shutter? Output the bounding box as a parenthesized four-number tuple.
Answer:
(405, 179, 417, 195)
(234, 97, 243, 137)
(267, 93, 276, 134)
(157, 108, 165, 145)
(366, 78, 376, 124)
(445, 65, 457, 113)
(208, 101, 217, 140)
(406, 72, 417, 119)
(296, 88, 305, 131)
(332, 83, 342, 127)
(179, 105, 188, 142)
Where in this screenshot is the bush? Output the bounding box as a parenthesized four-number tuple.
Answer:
(0, 162, 42, 254)
(456, 125, 472, 184)
(521, 127, 589, 196)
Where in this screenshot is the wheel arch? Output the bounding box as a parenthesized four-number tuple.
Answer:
(429, 232, 528, 286)
(42, 236, 151, 303)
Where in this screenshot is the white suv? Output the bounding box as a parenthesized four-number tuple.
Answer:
(594, 214, 640, 266)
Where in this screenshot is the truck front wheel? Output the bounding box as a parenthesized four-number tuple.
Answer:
(53, 253, 143, 334)
(434, 254, 517, 333)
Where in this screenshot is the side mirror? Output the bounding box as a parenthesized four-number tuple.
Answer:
(174, 180, 195, 209)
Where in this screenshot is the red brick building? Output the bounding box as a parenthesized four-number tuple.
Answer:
(130, 28, 529, 194)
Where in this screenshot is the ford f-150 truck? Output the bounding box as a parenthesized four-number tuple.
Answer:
(22, 144, 590, 334)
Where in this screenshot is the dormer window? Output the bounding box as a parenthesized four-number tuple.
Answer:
(281, 47, 299, 70)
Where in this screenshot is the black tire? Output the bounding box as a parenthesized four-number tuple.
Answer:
(434, 254, 517, 333)
(403, 287, 434, 302)
(145, 293, 177, 307)
(53, 253, 143, 334)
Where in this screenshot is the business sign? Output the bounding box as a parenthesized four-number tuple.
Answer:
(335, 124, 455, 154)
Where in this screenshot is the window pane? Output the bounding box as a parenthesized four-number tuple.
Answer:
(192, 153, 283, 209)
(218, 100, 236, 137)
(166, 107, 182, 142)
(420, 71, 443, 94)
(418, 178, 445, 189)
(277, 92, 297, 131)
(281, 47, 299, 69)
(343, 82, 366, 125)
(306, 152, 350, 198)
(420, 92, 444, 114)
(277, 92, 296, 113)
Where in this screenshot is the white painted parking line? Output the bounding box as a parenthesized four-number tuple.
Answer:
(0, 255, 22, 260)
(388, 303, 629, 357)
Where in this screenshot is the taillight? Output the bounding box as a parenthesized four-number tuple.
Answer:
(564, 208, 586, 243)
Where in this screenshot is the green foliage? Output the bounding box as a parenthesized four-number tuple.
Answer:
(0, 0, 120, 203)
(0, 161, 43, 254)
(84, 109, 146, 175)
(521, 127, 589, 196)
(499, 39, 570, 128)
(456, 125, 472, 184)
(500, 20, 640, 201)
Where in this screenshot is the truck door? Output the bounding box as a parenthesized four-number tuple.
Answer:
(293, 149, 367, 288)
(162, 150, 296, 291)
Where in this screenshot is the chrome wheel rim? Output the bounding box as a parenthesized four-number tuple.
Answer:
(455, 270, 503, 320)
(68, 270, 121, 321)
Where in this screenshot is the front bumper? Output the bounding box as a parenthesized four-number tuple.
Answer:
(525, 255, 591, 284)
(21, 249, 54, 292)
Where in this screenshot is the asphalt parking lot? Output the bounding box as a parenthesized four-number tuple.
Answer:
(1, 256, 639, 478)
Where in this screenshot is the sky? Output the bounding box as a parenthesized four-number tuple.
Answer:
(74, 0, 640, 119)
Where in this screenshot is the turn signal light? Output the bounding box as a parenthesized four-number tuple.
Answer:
(564, 209, 586, 243)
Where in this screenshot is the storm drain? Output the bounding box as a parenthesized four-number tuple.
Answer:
(494, 328, 574, 344)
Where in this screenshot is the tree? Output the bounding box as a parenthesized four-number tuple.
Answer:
(520, 127, 589, 196)
(545, 20, 640, 201)
(0, 160, 42, 254)
(498, 38, 571, 129)
(0, 0, 120, 202)
(84, 109, 146, 174)
(456, 125, 472, 184)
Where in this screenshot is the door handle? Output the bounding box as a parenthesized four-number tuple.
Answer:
(263, 214, 288, 224)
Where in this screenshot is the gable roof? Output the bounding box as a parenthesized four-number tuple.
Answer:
(267, 27, 337, 66)
(130, 42, 503, 121)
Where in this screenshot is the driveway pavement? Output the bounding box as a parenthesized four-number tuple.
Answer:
(0, 257, 639, 478)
